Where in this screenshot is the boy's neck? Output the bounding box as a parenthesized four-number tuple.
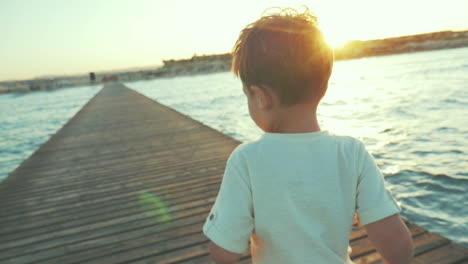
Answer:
(265, 103, 321, 133)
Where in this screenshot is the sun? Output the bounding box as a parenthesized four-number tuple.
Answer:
(323, 32, 350, 49)
(320, 23, 352, 49)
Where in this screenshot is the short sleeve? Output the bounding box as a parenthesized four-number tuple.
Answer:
(203, 146, 254, 254)
(356, 141, 401, 225)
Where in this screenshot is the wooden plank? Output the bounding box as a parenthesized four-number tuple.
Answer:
(1, 83, 466, 264)
(0, 167, 223, 223)
(0, 147, 228, 208)
(6, 221, 207, 264)
(131, 243, 210, 264)
(0, 195, 216, 260)
(0, 178, 221, 237)
(169, 254, 214, 264)
(411, 243, 468, 264)
(0, 180, 220, 236)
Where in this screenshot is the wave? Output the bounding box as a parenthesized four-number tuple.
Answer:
(411, 149, 464, 156)
(415, 179, 466, 194)
(443, 98, 468, 105)
(435, 126, 460, 132)
(386, 169, 468, 185)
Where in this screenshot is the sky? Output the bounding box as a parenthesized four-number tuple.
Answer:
(1, 0, 467, 81)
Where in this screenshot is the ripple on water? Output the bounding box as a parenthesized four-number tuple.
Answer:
(411, 149, 464, 156)
(443, 98, 468, 106)
(435, 126, 460, 132)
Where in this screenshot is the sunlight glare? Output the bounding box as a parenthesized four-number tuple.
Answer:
(321, 24, 350, 49)
(325, 34, 349, 49)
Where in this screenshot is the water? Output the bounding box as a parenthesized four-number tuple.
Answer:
(0, 47, 467, 246)
(0, 85, 101, 181)
(126, 47, 468, 246)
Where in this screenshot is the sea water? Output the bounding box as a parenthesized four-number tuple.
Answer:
(0, 47, 467, 245)
(0, 84, 101, 182)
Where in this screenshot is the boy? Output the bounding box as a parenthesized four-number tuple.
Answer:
(203, 7, 413, 264)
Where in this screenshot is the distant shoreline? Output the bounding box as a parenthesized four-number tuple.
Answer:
(1, 30, 468, 94)
(158, 30, 468, 77)
(334, 30, 468, 60)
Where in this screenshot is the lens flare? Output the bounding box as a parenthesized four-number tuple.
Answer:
(138, 193, 171, 223)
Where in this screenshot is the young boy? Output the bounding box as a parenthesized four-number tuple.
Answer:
(203, 7, 413, 264)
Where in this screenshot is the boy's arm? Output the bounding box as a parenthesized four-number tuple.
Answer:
(203, 146, 253, 263)
(355, 140, 413, 263)
(364, 214, 414, 264)
(209, 241, 243, 264)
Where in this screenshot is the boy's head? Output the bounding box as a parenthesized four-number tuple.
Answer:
(232, 7, 334, 106)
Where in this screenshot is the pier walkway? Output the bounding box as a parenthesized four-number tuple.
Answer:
(0, 83, 467, 263)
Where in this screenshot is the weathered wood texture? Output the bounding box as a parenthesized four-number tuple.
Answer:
(0, 83, 466, 264)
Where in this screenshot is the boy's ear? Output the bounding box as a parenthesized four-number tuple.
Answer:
(251, 85, 273, 110)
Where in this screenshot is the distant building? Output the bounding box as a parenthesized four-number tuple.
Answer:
(90, 72, 96, 82)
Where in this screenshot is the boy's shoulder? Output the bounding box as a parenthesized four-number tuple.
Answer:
(228, 141, 257, 161)
(328, 132, 366, 148)
(231, 131, 366, 157)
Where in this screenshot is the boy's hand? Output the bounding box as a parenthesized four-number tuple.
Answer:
(209, 241, 243, 264)
(364, 214, 414, 264)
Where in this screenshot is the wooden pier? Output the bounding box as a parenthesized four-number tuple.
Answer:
(0, 83, 467, 264)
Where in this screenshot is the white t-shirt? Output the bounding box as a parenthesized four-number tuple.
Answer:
(203, 131, 400, 264)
